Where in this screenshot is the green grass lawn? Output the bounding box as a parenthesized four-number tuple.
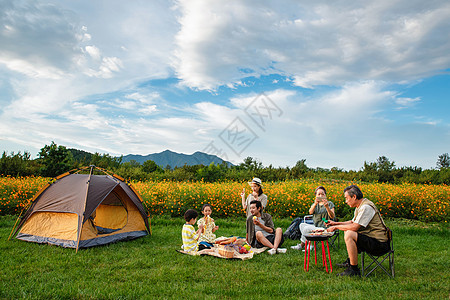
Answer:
(1, 216, 449, 299)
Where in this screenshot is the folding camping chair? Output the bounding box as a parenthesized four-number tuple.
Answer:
(303, 215, 340, 249)
(361, 227, 395, 278)
(303, 215, 314, 225)
(328, 228, 340, 249)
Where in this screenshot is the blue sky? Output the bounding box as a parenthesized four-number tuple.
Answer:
(0, 0, 449, 170)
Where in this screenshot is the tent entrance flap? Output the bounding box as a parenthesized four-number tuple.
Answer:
(94, 204, 127, 233)
(93, 190, 128, 234)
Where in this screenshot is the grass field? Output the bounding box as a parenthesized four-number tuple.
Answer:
(1, 215, 449, 299)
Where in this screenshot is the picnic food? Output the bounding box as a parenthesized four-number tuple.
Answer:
(310, 232, 324, 236)
(215, 236, 237, 245)
(235, 238, 246, 246)
(309, 228, 326, 236)
(309, 228, 333, 236)
(239, 246, 249, 254)
(253, 216, 257, 220)
(203, 216, 208, 233)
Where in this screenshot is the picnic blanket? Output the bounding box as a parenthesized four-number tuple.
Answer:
(177, 236, 267, 260)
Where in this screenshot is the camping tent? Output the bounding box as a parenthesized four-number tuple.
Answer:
(11, 166, 151, 251)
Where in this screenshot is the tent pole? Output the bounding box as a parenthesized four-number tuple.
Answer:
(76, 165, 94, 252)
(8, 214, 22, 241)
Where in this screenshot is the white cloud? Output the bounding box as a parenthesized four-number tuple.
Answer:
(98, 57, 123, 78)
(125, 92, 160, 104)
(108, 99, 137, 110)
(138, 105, 158, 115)
(188, 83, 445, 169)
(192, 102, 238, 129)
(82, 56, 124, 78)
(174, 0, 450, 90)
(0, 1, 84, 74)
(100, 92, 161, 116)
(0, 0, 179, 154)
(0, 79, 447, 168)
(85, 46, 101, 61)
(0, 0, 178, 111)
(0, 56, 65, 79)
(394, 96, 421, 109)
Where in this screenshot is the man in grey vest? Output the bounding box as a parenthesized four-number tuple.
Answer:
(326, 185, 390, 276)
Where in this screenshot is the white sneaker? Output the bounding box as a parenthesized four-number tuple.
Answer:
(277, 248, 287, 254)
(267, 248, 277, 255)
(302, 244, 314, 252)
(291, 244, 302, 250)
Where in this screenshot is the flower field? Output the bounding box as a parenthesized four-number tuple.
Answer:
(1, 176, 449, 222)
(0, 176, 49, 215)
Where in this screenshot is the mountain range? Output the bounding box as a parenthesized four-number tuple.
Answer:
(122, 150, 233, 168)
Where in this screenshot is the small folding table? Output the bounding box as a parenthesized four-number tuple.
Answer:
(303, 233, 334, 273)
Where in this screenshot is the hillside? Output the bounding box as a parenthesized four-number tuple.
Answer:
(122, 149, 233, 168)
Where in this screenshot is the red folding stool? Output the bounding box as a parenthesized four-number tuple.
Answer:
(303, 234, 333, 273)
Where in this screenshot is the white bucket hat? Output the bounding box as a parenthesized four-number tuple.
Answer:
(248, 177, 263, 187)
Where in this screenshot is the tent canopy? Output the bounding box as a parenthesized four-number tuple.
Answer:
(12, 166, 150, 250)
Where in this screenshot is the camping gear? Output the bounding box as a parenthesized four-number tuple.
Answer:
(283, 216, 314, 240)
(10, 166, 150, 251)
(361, 227, 395, 278)
(283, 217, 302, 240)
(218, 245, 235, 258)
(303, 233, 333, 273)
(305, 214, 340, 249)
(176, 242, 267, 260)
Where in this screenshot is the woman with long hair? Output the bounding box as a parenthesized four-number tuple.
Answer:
(291, 186, 335, 250)
(241, 177, 268, 218)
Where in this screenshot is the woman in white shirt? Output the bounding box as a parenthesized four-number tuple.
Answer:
(292, 186, 335, 250)
(241, 177, 268, 219)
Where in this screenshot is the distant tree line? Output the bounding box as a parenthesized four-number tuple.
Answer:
(1, 142, 449, 184)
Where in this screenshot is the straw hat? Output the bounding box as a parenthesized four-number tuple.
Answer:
(248, 177, 263, 187)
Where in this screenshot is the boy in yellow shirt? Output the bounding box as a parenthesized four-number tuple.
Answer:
(182, 209, 213, 253)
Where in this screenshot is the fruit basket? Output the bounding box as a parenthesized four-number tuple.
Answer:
(218, 245, 235, 258)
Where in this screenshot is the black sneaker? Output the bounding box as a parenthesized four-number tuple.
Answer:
(337, 266, 361, 277)
(336, 258, 350, 268)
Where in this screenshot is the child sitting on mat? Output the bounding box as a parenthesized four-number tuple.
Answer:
(182, 209, 212, 254)
(197, 203, 219, 248)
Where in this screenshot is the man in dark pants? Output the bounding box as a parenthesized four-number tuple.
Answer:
(326, 185, 390, 276)
(246, 200, 285, 255)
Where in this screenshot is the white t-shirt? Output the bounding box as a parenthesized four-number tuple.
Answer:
(352, 204, 376, 228)
(254, 217, 271, 237)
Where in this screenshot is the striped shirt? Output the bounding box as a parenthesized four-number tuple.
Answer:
(182, 224, 199, 253)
